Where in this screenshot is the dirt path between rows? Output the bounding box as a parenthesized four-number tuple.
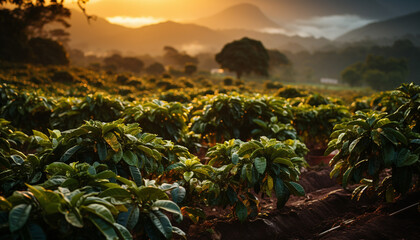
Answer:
(181, 167, 420, 240)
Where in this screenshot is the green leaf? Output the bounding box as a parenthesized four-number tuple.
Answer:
(123, 151, 138, 166)
(384, 128, 408, 146)
(274, 178, 290, 208)
(252, 119, 267, 128)
(113, 223, 133, 240)
(97, 141, 107, 162)
(347, 120, 369, 130)
(271, 124, 281, 134)
(286, 182, 305, 196)
(128, 166, 142, 186)
(84, 204, 115, 224)
(32, 130, 49, 140)
(112, 148, 123, 163)
(152, 200, 182, 218)
(172, 226, 186, 238)
(136, 187, 169, 202)
(237, 142, 259, 156)
(398, 152, 419, 167)
(104, 132, 121, 152)
(10, 155, 24, 165)
(117, 205, 139, 230)
(342, 167, 354, 188)
(137, 145, 154, 157)
(254, 157, 267, 174)
(65, 209, 84, 228)
(183, 171, 194, 182)
(235, 201, 248, 222)
(89, 216, 119, 240)
(231, 152, 239, 165)
(9, 204, 32, 232)
(59, 145, 82, 162)
(94, 170, 117, 179)
(149, 211, 173, 239)
(99, 188, 131, 199)
(171, 186, 186, 204)
(273, 157, 294, 168)
(46, 162, 74, 175)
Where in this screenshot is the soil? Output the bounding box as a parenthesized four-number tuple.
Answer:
(178, 166, 420, 240)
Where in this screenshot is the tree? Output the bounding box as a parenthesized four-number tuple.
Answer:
(341, 55, 408, 90)
(162, 46, 198, 68)
(215, 37, 269, 79)
(184, 63, 197, 75)
(268, 49, 290, 68)
(341, 62, 363, 87)
(121, 57, 144, 73)
(0, 0, 89, 64)
(28, 37, 69, 65)
(146, 62, 165, 75)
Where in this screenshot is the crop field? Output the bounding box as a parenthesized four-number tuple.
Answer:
(0, 64, 418, 240)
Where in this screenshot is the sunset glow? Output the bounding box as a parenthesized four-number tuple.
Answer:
(106, 16, 165, 28)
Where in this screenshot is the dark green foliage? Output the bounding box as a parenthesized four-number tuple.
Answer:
(184, 63, 197, 76)
(50, 94, 125, 130)
(123, 100, 189, 143)
(216, 37, 269, 79)
(146, 62, 165, 76)
(341, 55, 408, 90)
(191, 94, 295, 144)
(328, 83, 420, 202)
(50, 70, 74, 83)
(28, 38, 69, 66)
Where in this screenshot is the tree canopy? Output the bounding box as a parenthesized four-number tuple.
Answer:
(341, 54, 408, 90)
(0, 0, 88, 65)
(215, 37, 269, 79)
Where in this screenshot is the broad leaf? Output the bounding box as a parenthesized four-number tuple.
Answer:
(9, 204, 32, 232)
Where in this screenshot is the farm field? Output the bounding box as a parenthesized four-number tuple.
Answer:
(0, 64, 419, 239)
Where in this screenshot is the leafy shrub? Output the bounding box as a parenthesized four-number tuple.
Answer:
(327, 82, 420, 202)
(50, 70, 74, 83)
(223, 77, 234, 86)
(276, 87, 307, 98)
(191, 95, 295, 144)
(123, 100, 189, 143)
(293, 104, 350, 150)
(204, 137, 307, 221)
(0, 90, 54, 133)
(51, 94, 125, 130)
(264, 81, 283, 89)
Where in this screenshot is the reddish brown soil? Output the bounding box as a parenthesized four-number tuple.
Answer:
(180, 167, 420, 240)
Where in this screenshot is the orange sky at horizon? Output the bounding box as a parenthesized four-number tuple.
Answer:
(67, 0, 248, 27)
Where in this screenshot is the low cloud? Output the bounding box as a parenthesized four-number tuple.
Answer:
(262, 15, 375, 39)
(287, 15, 375, 39)
(106, 16, 165, 28)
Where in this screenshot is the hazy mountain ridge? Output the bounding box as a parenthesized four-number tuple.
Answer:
(65, 10, 330, 56)
(194, 3, 280, 30)
(337, 11, 420, 42)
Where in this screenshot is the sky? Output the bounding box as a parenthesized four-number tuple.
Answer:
(64, 0, 403, 39)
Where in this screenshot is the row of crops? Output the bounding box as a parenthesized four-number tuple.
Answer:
(0, 81, 419, 240)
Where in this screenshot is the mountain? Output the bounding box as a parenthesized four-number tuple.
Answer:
(64, 10, 329, 56)
(194, 3, 279, 30)
(377, 0, 420, 16)
(336, 11, 420, 42)
(257, 0, 392, 22)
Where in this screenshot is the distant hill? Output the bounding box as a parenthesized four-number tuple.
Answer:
(377, 0, 420, 16)
(64, 10, 330, 56)
(194, 3, 279, 30)
(257, 0, 392, 22)
(336, 11, 420, 42)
